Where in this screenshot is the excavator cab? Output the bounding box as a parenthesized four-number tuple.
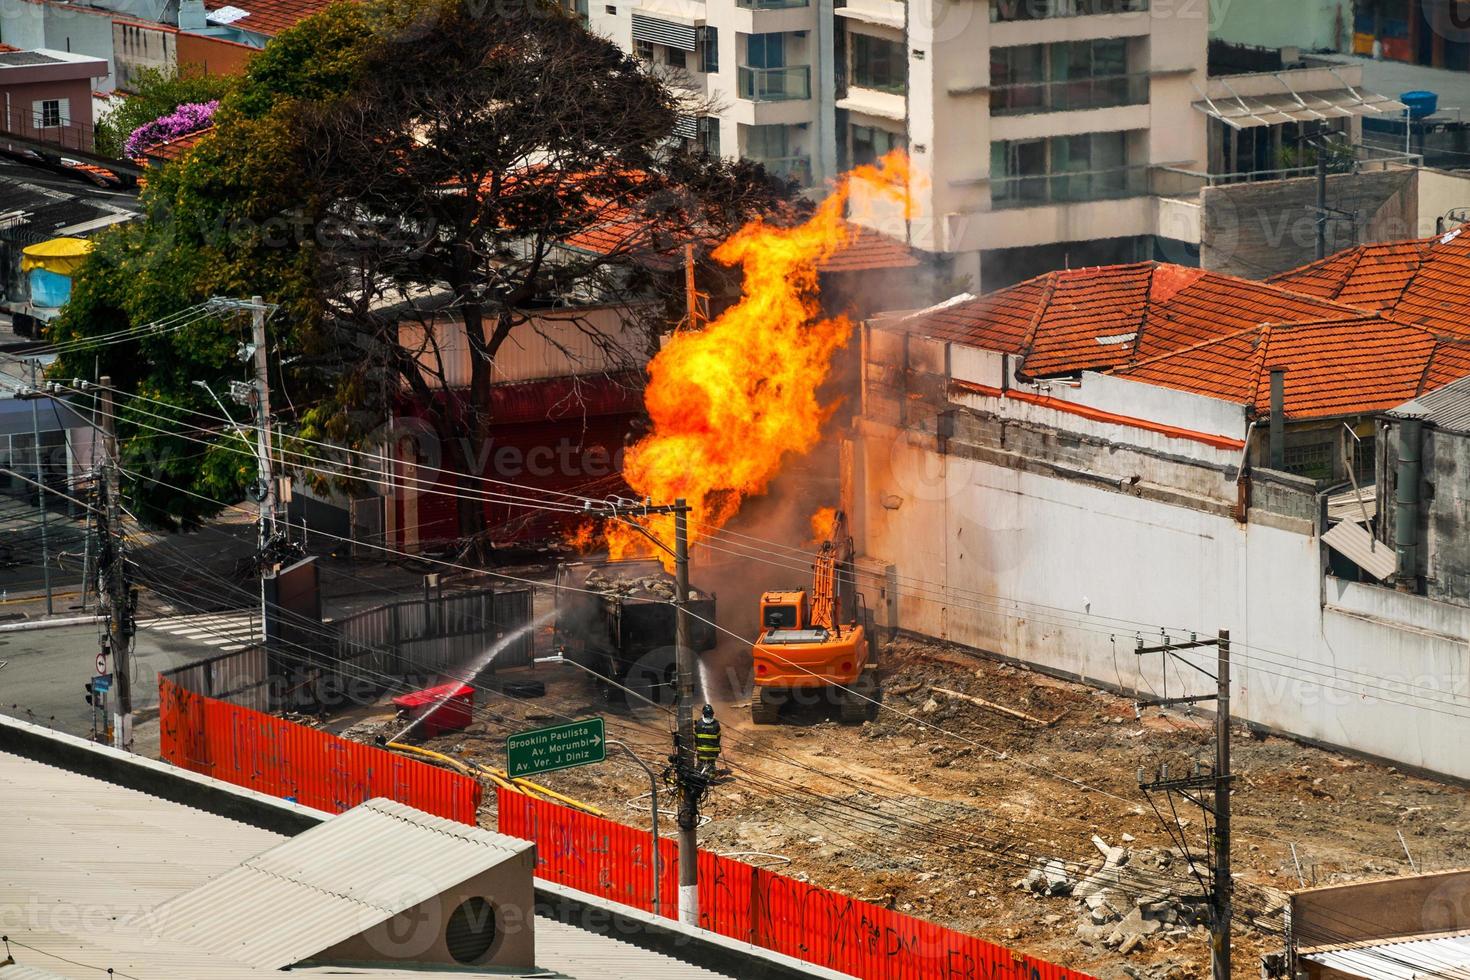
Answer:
(750, 512, 879, 725)
(760, 591, 806, 631)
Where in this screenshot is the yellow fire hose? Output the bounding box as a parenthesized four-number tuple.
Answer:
(385, 741, 604, 816)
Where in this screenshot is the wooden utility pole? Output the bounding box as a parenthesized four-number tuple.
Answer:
(99, 376, 132, 749)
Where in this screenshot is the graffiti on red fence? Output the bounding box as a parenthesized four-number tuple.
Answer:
(496, 788, 1094, 980)
(159, 677, 482, 824)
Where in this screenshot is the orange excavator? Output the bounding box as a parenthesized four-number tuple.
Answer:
(750, 510, 878, 724)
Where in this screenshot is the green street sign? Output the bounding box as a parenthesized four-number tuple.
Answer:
(506, 717, 606, 778)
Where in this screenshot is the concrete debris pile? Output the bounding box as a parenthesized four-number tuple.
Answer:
(1015, 835, 1210, 957)
(583, 569, 679, 601)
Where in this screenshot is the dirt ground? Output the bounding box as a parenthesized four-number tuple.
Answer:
(342, 632, 1470, 980)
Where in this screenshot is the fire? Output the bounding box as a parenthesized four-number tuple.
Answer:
(806, 507, 838, 548)
(607, 151, 913, 564)
(565, 519, 600, 555)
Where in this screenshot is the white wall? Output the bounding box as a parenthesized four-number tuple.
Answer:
(856, 421, 1470, 780)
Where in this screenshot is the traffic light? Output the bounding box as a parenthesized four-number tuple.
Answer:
(84, 680, 95, 706)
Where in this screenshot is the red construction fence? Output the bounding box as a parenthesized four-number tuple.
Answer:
(497, 788, 1095, 980)
(159, 677, 482, 823)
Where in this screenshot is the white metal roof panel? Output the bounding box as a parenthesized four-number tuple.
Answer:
(1306, 933, 1470, 979)
(150, 798, 531, 969)
(1323, 519, 1397, 580)
(0, 746, 749, 979)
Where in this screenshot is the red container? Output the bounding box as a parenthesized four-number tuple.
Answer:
(392, 682, 474, 736)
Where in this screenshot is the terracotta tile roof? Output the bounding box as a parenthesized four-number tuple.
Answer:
(1114, 317, 1440, 421)
(1269, 239, 1434, 313)
(888, 274, 1051, 352)
(897, 261, 1362, 379)
(1420, 339, 1470, 393)
(1381, 226, 1470, 337)
(139, 125, 214, 165)
(817, 225, 920, 273)
(1022, 263, 1153, 376)
(203, 0, 334, 37)
(1134, 270, 1355, 363)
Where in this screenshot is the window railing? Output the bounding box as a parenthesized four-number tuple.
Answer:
(848, 74, 907, 96)
(991, 0, 1147, 22)
(738, 0, 810, 9)
(737, 65, 812, 102)
(990, 73, 1148, 115)
(990, 164, 1148, 209)
(751, 154, 813, 184)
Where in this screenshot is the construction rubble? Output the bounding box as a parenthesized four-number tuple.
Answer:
(1017, 835, 1214, 958)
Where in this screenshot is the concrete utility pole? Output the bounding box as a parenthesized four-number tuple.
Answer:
(1212, 629, 1232, 980)
(1314, 147, 1328, 261)
(583, 495, 706, 925)
(250, 295, 275, 550)
(672, 496, 698, 925)
(1135, 631, 1234, 980)
(27, 359, 52, 616)
(99, 376, 132, 749)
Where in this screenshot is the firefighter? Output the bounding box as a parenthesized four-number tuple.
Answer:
(694, 703, 722, 771)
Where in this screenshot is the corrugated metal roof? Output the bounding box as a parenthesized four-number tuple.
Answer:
(0, 747, 741, 980)
(1327, 484, 1377, 524)
(1396, 373, 1470, 433)
(1323, 519, 1397, 580)
(150, 798, 532, 969)
(1306, 933, 1470, 979)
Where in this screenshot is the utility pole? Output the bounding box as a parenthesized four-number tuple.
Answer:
(1213, 629, 1232, 980)
(1135, 630, 1233, 980)
(27, 360, 53, 616)
(582, 495, 706, 925)
(1314, 147, 1328, 261)
(250, 295, 275, 550)
(684, 244, 698, 331)
(98, 376, 132, 749)
(671, 496, 699, 925)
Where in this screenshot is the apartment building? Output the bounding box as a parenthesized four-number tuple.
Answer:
(588, 0, 1212, 291)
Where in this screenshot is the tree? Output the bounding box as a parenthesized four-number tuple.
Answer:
(93, 67, 234, 159)
(50, 0, 797, 533)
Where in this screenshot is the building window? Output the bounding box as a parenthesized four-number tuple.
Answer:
(666, 46, 686, 69)
(634, 39, 654, 61)
(991, 0, 1148, 21)
(1351, 433, 1376, 486)
(1283, 441, 1334, 481)
(701, 26, 718, 72)
(990, 37, 1144, 115)
(35, 99, 63, 129)
(699, 116, 721, 156)
(990, 129, 1142, 208)
(746, 32, 786, 68)
(850, 32, 906, 95)
(851, 123, 906, 167)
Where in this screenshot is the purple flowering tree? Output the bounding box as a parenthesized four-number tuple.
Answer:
(124, 101, 219, 159)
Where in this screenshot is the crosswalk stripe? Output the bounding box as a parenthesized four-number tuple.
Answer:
(138, 611, 262, 651)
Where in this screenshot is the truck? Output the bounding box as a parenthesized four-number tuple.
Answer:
(554, 558, 718, 705)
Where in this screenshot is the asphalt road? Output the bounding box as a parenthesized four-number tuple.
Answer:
(0, 621, 242, 738)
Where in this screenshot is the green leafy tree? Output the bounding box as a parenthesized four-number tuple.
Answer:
(50, 0, 795, 534)
(94, 67, 234, 159)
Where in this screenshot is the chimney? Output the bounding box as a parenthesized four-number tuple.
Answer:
(177, 0, 207, 30)
(1268, 368, 1286, 470)
(1394, 415, 1424, 592)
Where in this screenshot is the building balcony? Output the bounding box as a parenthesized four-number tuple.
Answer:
(750, 154, 813, 184)
(737, 64, 811, 102)
(989, 164, 1149, 209)
(990, 73, 1149, 116)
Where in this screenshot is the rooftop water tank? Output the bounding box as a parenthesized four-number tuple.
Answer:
(1402, 90, 1439, 119)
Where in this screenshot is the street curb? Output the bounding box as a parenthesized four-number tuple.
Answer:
(0, 615, 97, 632)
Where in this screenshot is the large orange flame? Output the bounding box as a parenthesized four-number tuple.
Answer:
(608, 151, 913, 564)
